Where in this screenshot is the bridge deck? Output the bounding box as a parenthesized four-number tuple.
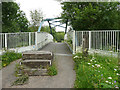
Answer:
(2, 42, 76, 88)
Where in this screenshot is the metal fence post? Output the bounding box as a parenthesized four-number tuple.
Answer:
(29, 32, 31, 46)
(5, 33, 7, 49)
(89, 31, 91, 50)
(35, 32, 38, 50)
(73, 30, 76, 54)
(82, 31, 83, 47)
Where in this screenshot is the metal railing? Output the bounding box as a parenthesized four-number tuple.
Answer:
(75, 30, 120, 53)
(0, 32, 36, 49)
(0, 32, 53, 52)
(66, 30, 120, 54)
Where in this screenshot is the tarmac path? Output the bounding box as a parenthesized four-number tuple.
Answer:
(2, 42, 76, 88)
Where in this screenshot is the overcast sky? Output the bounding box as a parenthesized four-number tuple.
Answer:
(15, 0, 65, 32)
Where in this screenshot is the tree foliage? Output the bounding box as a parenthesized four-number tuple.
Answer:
(61, 2, 120, 31)
(30, 9, 43, 27)
(2, 2, 29, 33)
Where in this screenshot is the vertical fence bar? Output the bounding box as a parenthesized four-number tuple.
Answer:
(76, 31, 77, 51)
(89, 31, 91, 50)
(101, 31, 102, 50)
(113, 31, 114, 50)
(107, 31, 108, 50)
(109, 31, 110, 50)
(73, 30, 76, 54)
(115, 31, 116, 52)
(95, 32, 97, 49)
(111, 31, 112, 49)
(105, 31, 106, 50)
(117, 31, 119, 52)
(82, 31, 83, 42)
(29, 32, 31, 46)
(5, 33, 7, 49)
(35, 32, 38, 50)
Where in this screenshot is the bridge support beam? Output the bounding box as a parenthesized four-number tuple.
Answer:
(48, 21, 52, 35)
(65, 19, 68, 34)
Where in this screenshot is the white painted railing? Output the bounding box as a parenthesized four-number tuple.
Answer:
(0, 32, 53, 54)
(0, 32, 35, 49)
(66, 30, 120, 56)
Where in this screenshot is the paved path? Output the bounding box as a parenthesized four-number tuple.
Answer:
(2, 42, 76, 88)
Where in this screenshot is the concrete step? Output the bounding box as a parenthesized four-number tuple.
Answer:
(21, 59, 52, 68)
(23, 68, 48, 76)
(22, 51, 53, 60)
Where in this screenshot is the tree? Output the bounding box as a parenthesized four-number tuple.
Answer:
(61, 2, 120, 31)
(2, 2, 29, 33)
(30, 9, 43, 27)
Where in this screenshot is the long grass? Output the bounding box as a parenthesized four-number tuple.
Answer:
(73, 52, 119, 88)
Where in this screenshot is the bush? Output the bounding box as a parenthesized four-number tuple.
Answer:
(1, 51, 22, 67)
(73, 52, 119, 88)
(55, 32, 65, 42)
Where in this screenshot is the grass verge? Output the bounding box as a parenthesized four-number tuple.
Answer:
(73, 52, 119, 88)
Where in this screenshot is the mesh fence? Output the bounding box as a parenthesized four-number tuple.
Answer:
(76, 30, 120, 52)
(0, 32, 36, 49)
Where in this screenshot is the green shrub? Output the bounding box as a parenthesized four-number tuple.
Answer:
(73, 52, 119, 88)
(1, 51, 22, 67)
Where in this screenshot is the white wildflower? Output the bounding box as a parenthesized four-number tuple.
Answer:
(90, 60, 92, 62)
(92, 65, 94, 67)
(108, 77, 112, 79)
(116, 73, 120, 75)
(98, 71, 100, 72)
(105, 81, 108, 83)
(97, 64, 100, 67)
(74, 56, 79, 59)
(115, 87, 119, 89)
(94, 61, 96, 63)
(114, 69, 117, 71)
(100, 67, 102, 68)
(95, 64, 97, 66)
(109, 82, 112, 84)
(88, 63, 91, 65)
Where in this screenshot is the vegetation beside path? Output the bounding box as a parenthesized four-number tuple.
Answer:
(73, 52, 119, 88)
(0, 51, 22, 69)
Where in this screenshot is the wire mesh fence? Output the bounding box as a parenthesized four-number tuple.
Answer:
(75, 30, 120, 53)
(31, 32, 35, 45)
(0, 32, 36, 49)
(0, 32, 53, 51)
(0, 34, 1, 50)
